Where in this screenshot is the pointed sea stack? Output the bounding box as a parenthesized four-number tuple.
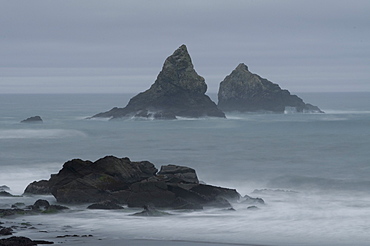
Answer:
(217, 64, 323, 113)
(93, 45, 225, 119)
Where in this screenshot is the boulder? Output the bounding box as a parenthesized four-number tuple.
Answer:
(93, 45, 225, 119)
(20, 116, 43, 123)
(32, 199, 50, 210)
(157, 164, 199, 184)
(0, 226, 13, 236)
(218, 63, 323, 113)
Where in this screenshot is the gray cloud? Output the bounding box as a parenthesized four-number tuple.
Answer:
(1, 0, 369, 93)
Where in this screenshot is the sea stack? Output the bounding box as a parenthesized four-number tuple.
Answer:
(217, 63, 323, 113)
(93, 45, 225, 119)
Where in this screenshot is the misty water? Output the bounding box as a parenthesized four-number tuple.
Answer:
(1, 93, 370, 246)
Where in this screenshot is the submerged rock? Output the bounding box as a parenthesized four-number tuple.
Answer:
(87, 200, 124, 210)
(218, 63, 323, 113)
(131, 205, 172, 216)
(242, 195, 265, 205)
(20, 116, 43, 123)
(0, 199, 68, 218)
(25, 155, 241, 209)
(93, 45, 225, 119)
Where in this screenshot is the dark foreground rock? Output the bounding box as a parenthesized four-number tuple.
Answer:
(25, 156, 240, 209)
(0, 226, 13, 236)
(93, 45, 225, 119)
(218, 63, 323, 113)
(0, 236, 53, 245)
(20, 116, 43, 123)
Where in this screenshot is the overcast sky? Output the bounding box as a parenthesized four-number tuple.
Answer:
(1, 0, 369, 93)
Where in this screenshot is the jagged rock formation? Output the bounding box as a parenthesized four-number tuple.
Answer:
(93, 45, 225, 119)
(218, 64, 323, 113)
(25, 156, 240, 209)
(20, 116, 43, 123)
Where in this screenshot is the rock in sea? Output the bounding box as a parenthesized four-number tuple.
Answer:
(93, 45, 225, 119)
(218, 63, 323, 113)
(25, 155, 241, 209)
(20, 116, 43, 123)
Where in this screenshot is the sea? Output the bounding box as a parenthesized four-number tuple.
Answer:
(0, 92, 370, 246)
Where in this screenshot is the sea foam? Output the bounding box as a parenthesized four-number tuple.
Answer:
(0, 129, 87, 139)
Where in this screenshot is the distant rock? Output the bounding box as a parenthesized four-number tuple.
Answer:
(25, 155, 241, 209)
(218, 64, 323, 113)
(93, 45, 225, 119)
(20, 116, 43, 123)
(0, 191, 15, 197)
(0, 185, 10, 191)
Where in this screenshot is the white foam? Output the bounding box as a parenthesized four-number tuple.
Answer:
(0, 129, 87, 139)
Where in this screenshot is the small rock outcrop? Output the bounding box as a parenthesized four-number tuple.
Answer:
(0, 199, 69, 217)
(87, 200, 124, 210)
(93, 45, 225, 119)
(25, 156, 240, 209)
(132, 205, 172, 216)
(218, 64, 323, 113)
(20, 116, 43, 123)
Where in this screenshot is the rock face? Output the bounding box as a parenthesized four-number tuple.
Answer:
(218, 64, 323, 113)
(24, 180, 51, 195)
(25, 156, 240, 209)
(93, 45, 225, 119)
(20, 116, 43, 123)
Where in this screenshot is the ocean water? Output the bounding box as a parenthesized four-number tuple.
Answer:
(1, 92, 370, 246)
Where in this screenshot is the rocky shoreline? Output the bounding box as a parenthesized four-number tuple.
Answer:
(1, 155, 264, 245)
(24, 156, 244, 210)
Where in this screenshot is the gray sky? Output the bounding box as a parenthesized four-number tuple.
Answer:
(1, 0, 369, 93)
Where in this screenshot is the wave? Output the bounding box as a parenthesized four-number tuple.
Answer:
(0, 129, 87, 139)
(322, 109, 370, 114)
(267, 175, 370, 193)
